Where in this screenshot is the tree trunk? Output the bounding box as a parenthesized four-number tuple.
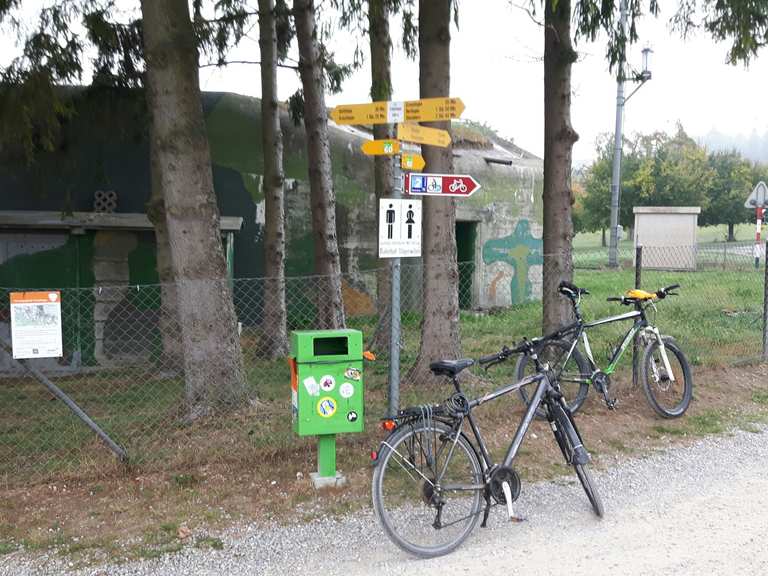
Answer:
(141, 0, 247, 418)
(258, 0, 289, 357)
(367, 0, 394, 354)
(601, 227, 606, 247)
(542, 0, 578, 334)
(407, 0, 461, 384)
(293, 0, 346, 329)
(146, 140, 182, 370)
(727, 222, 735, 242)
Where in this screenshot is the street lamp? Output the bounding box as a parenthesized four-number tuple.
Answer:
(607, 34, 654, 268)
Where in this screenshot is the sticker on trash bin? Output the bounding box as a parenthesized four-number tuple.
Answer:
(339, 382, 355, 399)
(320, 375, 335, 392)
(303, 376, 320, 396)
(344, 367, 361, 381)
(347, 411, 358, 423)
(317, 396, 337, 418)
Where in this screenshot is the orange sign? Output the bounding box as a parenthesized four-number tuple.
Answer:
(397, 123, 451, 148)
(10, 291, 60, 304)
(361, 139, 401, 156)
(330, 97, 465, 125)
(401, 153, 426, 171)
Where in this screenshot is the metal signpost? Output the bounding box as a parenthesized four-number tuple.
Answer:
(745, 181, 768, 269)
(332, 96, 469, 416)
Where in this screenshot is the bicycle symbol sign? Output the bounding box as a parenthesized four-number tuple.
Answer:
(405, 173, 481, 198)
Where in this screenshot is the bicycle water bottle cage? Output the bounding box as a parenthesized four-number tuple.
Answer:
(625, 289, 655, 300)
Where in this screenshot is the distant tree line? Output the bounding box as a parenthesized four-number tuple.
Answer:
(575, 124, 768, 243)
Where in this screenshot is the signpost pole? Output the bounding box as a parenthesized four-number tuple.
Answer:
(388, 157, 402, 417)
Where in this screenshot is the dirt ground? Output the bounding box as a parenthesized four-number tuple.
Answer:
(1, 362, 766, 566)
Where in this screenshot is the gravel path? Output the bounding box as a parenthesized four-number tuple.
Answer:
(3, 426, 768, 576)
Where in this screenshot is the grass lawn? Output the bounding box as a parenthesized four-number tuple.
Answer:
(574, 223, 760, 250)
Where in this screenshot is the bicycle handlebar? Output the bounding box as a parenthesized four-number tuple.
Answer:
(478, 340, 538, 367)
(607, 284, 682, 305)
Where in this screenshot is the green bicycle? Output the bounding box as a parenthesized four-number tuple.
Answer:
(515, 281, 693, 419)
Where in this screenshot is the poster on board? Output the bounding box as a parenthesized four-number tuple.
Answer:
(10, 291, 63, 359)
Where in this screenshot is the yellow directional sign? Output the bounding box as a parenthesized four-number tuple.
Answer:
(401, 153, 426, 171)
(361, 139, 401, 156)
(330, 97, 465, 125)
(397, 123, 451, 148)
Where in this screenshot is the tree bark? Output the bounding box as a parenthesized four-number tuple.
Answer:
(141, 0, 247, 418)
(146, 140, 182, 370)
(367, 0, 395, 354)
(407, 0, 461, 384)
(293, 0, 346, 329)
(727, 222, 735, 242)
(258, 0, 289, 357)
(542, 0, 578, 334)
(601, 227, 606, 247)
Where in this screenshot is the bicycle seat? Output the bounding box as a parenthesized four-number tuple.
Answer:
(558, 280, 589, 298)
(429, 358, 475, 377)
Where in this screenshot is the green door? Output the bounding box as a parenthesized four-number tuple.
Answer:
(455, 221, 477, 310)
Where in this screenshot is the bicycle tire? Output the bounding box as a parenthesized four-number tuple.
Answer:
(516, 339, 591, 418)
(640, 336, 693, 418)
(574, 463, 604, 517)
(549, 402, 604, 517)
(371, 421, 483, 558)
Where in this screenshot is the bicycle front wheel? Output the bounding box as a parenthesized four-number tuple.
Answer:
(550, 402, 604, 517)
(641, 336, 693, 418)
(516, 339, 591, 418)
(371, 421, 483, 558)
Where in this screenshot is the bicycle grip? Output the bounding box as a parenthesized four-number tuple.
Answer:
(478, 352, 501, 364)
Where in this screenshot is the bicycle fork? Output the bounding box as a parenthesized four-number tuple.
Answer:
(646, 327, 676, 384)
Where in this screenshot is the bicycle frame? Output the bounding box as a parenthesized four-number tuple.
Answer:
(545, 301, 676, 384)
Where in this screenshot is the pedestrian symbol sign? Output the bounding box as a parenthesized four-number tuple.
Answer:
(379, 199, 422, 258)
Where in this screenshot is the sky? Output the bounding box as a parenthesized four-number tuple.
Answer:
(3, 1, 768, 166)
(199, 2, 768, 166)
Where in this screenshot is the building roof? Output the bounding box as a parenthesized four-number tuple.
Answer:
(0, 211, 243, 231)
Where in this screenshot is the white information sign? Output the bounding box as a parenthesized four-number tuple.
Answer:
(379, 198, 422, 258)
(10, 291, 63, 359)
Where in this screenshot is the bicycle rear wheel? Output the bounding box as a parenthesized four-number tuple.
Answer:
(641, 336, 693, 418)
(372, 421, 483, 558)
(516, 339, 591, 418)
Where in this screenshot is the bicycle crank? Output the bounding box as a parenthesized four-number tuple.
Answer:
(592, 371, 617, 410)
(489, 466, 523, 522)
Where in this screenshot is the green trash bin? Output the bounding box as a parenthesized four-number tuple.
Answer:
(289, 329, 365, 485)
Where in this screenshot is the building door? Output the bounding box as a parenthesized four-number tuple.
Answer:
(455, 221, 477, 310)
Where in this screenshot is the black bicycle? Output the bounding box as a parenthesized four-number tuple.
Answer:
(515, 281, 693, 419)
(371, 340, 604, 558)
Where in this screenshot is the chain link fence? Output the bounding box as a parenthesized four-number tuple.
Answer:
(1, 242, 766, 485)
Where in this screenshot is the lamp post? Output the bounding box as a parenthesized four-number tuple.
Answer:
(608, 12, 654, 268)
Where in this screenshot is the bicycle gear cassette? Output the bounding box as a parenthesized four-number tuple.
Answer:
(489, 466, 521, 505)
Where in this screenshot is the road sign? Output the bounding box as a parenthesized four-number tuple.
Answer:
(379, 199, 422, 258)
(397, 123, 451, 147)
(746, 181, 768, 208)
(330, 97, 465, 125)
(405, 173, 481, 198)
(361, 139, 400, 156)
(401, 153, 425, 171)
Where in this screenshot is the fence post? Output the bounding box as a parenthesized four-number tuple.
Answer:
(763, 241, 768, 361)
(632, 245, 643, 386)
